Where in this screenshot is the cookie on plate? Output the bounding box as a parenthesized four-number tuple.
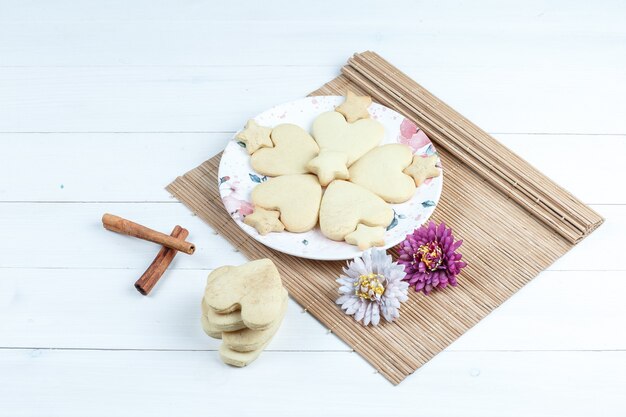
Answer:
(235, 120, 273, 154)
(251, 123, 319, 176)
(306, 149, 350, 186)
(243, 207, 285, 235)
(403, 154, 440, 186)
(311, 111, 384, 165)
(344, 224, 386, 250)
(251, 174, 322, 233)
(335, 91, 372, 123)
(319, 180, 393, 241)
(348, 143, 416, 203)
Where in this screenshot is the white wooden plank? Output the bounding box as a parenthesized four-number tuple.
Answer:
(0, 268, 347, 352)
(0, 349, 624, 417)
(0, 202, 617, 270)
(1, 66, 624, 134)
(0, 268, 624, 351)
(500, 134, 626, 205)
(1, 133, 623, 204)
(0, 66, 335, 133)
(3, 0, 623, 24)
(0, 202, 248, 270)
(1, 1, 624, 68)
(449, 270, 626, 351)
(0, 133, 229, 202)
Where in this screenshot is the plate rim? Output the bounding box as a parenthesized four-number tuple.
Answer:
(217, 95, 443, 261)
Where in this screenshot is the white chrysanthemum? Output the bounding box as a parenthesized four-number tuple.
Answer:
(336, 248, 409, 326)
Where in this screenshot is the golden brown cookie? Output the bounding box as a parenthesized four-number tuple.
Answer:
(219, 338, 271, 367)
(319, 180, 393, 241)
(243, 207, 285, 235)
(348, 144, 415, 203)
(403, 155, 440, 186)
(306, 149, 350, 186)
(344, 224, 386, 250)
(250, 124, 319, 176)
(311, 111, 383, 165)
(251, 174, 322, 233)
(235, 120, 273, 154)
(335, 91, 372, 123)
(222, 289, 288, 352)
(204, 259, 284, 330)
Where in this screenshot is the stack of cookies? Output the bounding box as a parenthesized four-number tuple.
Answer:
(200, 259, 288, 367)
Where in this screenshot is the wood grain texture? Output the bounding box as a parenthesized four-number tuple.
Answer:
(1, 66, 625, 134)
(1, 0, 624, 69)
(1, 133, 624, 204)
(2, 2, 625, 134)
(0, 202, 620, 271)
(1, 268, 624, 351)
(1, 349, 625, 417)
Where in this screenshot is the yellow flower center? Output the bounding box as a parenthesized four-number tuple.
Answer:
(354, 273, 386, 301)
(417, 242, 443, 271)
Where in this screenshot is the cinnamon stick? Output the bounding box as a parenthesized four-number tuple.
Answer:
(102, 213, 195, 255)
(134, 225, 189, 295)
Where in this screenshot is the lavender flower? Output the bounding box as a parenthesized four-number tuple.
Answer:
(336, 249, 409, 326)
(398, 221, 467, 294)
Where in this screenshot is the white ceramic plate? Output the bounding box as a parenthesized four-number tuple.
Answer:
(217, 96, 443, 261)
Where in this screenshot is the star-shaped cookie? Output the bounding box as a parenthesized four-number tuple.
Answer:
(403, 155, 440, 186)
(243, 207, 285, 235)
(236, 120, 273, 154)
(306, 149, 349, 186)
(335, 91, 372, 123)
(344, 224, 386, 250)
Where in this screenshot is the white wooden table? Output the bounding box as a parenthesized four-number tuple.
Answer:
(1, 1, 625, 415)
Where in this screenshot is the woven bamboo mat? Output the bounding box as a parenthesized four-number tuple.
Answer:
(166, 51, 603, 385)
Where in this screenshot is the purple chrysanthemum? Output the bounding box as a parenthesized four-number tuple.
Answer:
(398, 221, 467, 294)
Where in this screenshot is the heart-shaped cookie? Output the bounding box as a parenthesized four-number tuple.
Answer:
(202, 299, 246, 333)
(202, 287, 288, 347)
(319, 180, 394, 241)
(219, 336, 273, 367)
(251, 123, 319, 176)
(251, 174, 322, 233)
(348, 144, 416, 203)
(222, 289, 288, 352)
(204, 259, 284, 330)
(311, 111, 384, 165)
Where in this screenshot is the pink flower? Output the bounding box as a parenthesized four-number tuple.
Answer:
(222, 194, 243, 215)
(227, 179, 241, 193)
(220, 176, 254, 220)
(400, 118, 419, 138)
(238, 201, 254, 217)
(222, 194, 253, 220)
(399, 118, 430, 153)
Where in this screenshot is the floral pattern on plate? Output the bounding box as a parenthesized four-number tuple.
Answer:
(218, 96, 443, 261)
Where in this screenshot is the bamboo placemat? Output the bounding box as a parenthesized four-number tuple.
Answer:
(167, 51, 603, 384)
